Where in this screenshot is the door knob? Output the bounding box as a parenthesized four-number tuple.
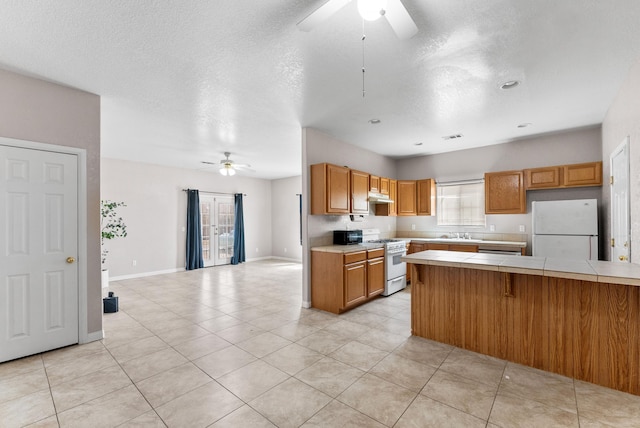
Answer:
(619, 255, 628, 261)
(66, 257, 76, 264)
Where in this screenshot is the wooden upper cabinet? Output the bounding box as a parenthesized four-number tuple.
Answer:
(369, 175, 380, 193)
(564, 161, 602, 187)
(417, 179, 436, 216)
(310, 163, 350, 215)
(379, 177, 390, 195)
(350, 169, 370, 214)
(525, 166, 561, 189)
(484, 170, 526, 214)
(397, 180, 417, 216)
(525, 162, 603, 189)
(375, 179, 397, 216)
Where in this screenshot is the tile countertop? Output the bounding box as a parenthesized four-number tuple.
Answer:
(399, 237, 527, 248)
(311, 243, 385, 254)
(402, 250, 640, 287)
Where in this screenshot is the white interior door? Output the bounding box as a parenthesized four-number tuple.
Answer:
(0, 145, 79, 363)
(200, 195, 234, 267)
(610, 137, 631, 263)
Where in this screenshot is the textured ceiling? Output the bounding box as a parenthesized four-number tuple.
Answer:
(0, 1, 639, 179)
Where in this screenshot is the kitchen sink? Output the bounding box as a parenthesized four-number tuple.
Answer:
(440, 238, 482, 243)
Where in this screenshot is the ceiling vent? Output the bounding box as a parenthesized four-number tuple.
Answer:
(442, 134, 463, 141)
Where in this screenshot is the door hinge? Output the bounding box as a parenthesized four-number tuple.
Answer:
(610, 176, 614, 185)
(611, 238, 615, 247)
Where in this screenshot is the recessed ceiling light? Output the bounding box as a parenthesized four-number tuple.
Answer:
(414, 142, 423, 146)
(500, 80, 520, 89)
(517, 123, 532, 128)
(368, 119, 381, 124)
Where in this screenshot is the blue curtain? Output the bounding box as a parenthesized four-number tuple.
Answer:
(231, 193, 245, 265)
(185, 189, 204, 270)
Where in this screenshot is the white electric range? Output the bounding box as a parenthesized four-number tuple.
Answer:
(362, 229, 407, 296)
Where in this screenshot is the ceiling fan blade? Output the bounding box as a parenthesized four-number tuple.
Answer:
(384, 0, 418, 40)
(297, 0, 351, 32)
(201, 161, 218, 165)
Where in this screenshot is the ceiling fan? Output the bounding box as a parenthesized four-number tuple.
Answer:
(298, 0, 418, 40)
(202, 152, 253, 176)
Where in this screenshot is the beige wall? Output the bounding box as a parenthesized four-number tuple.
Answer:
(271, 176, 302, 261)
(0, 68, 102, 336)
(101, 158, 273, 277)
(602, 58, 640, 262)
(396, 127, 603, 255)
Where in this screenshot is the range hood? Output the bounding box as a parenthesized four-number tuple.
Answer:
(368, 192, 394, 204)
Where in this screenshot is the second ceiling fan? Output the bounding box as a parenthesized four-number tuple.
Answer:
(298, 0, 418, 40)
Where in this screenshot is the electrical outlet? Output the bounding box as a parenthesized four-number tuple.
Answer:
(411, 224, 416, 231)
(519, 225, 526, 232)
(489, 224, 496, 232)
(256, 248, 259, 253)
(284, 248, 287, 253)
(132, 260, 137, 267)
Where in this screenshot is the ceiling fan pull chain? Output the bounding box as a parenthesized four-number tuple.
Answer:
(362, 19, 366, 98)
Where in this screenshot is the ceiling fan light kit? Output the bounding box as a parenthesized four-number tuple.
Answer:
(298, 0, 417, 40)
(358, 0, 387, 21)
(219, 164, 236, 176)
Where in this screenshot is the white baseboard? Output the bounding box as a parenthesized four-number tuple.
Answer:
(110, 257, 301, 281)
(82, 329, 104, 343)
(110, 267, 185, 282)
(269, 256, 303, 263)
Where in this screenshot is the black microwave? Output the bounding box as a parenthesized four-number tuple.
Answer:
(333, 230, 363, 245)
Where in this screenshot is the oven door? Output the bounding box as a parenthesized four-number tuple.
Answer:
(387, 250, 407, 280)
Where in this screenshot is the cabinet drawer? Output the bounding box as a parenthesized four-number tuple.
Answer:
(344, 251, 367, 264)
(367, 248, 385, 259)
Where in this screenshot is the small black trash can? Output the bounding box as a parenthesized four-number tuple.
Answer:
(103, 292, 119, 313)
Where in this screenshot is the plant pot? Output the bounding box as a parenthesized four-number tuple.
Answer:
(102, 269, 109, 297)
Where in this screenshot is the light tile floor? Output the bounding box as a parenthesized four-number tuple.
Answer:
(2, 260, 640, 427)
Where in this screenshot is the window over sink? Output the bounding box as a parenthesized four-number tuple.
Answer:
(436, 180, 486, 226)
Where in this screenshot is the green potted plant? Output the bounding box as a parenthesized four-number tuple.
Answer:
(101, 200, 127, 291)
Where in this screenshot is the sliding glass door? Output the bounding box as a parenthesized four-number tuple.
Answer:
(200, 195, 235, 266)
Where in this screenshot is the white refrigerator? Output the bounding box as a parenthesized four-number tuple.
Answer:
(532, 199, 598, 260)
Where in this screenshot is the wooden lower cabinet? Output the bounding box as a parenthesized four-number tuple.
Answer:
(411, 264, 640, 396)
(344, 260, 367, 308)
(311, 249, 385, 314)
(406, 243, 425, 282)
(367, 256, 385, 297)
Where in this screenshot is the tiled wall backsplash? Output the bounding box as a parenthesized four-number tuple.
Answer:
(395, 230, 528, 242)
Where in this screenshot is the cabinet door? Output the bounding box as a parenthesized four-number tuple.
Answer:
(417, 179, 435, 216)
(351, 170, 370, 214)
(310, 163, 350, 215)
(563, 161, 602, 187)
(397, 180, 417, 216)
(367, 257, 385, 297)
(344, 261, 367, 308)
(380, 177, 390, 195)
(426, 243, 449, 251)
(448, 244, 478, 252)
(369, 175, 380, 192)
(374, 179, 397, 216)
(525, 167, 562, 189)
(484, 171, 526, 214)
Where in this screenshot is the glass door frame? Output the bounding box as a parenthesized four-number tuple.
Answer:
(200, 194, 235, 267)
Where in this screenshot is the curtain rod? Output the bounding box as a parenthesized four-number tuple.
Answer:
(182, 189, 247, 196)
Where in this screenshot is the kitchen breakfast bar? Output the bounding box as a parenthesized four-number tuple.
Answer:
(403, 250, 640, 396)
